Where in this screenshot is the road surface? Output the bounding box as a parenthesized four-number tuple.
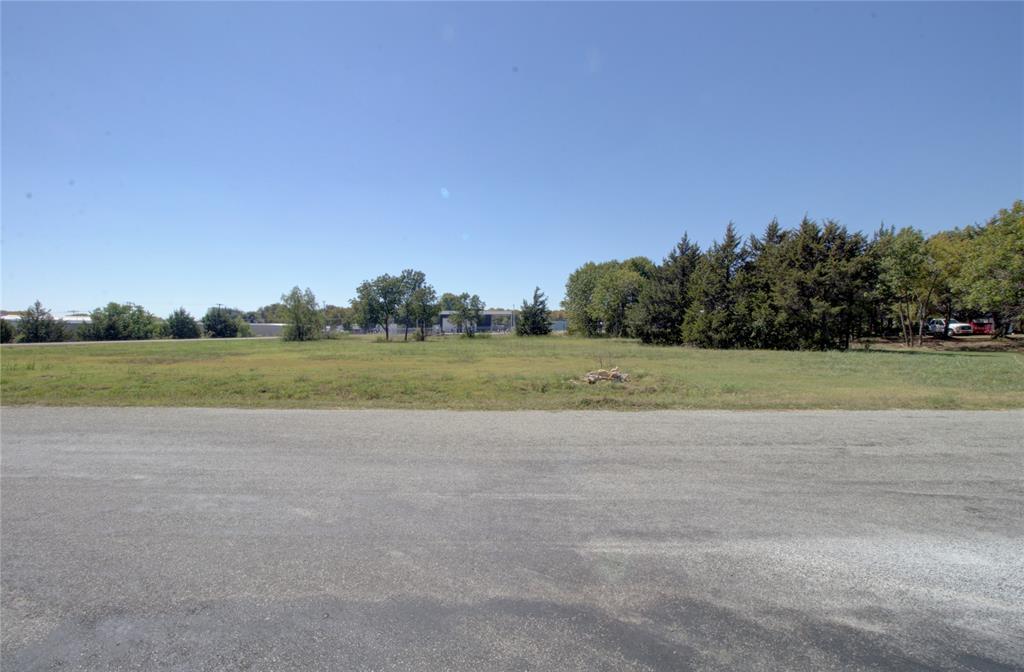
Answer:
(2, 408, 1022, 671)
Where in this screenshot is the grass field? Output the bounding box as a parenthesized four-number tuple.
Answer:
(2, 335, 1022, 410)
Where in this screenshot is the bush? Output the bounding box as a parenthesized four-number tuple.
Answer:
(79, 303, 161, 341)
(17, 301, 66, 343)
(166, 308, 201, 339)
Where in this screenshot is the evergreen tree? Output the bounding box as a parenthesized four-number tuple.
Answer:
(629, 235, 701, 344)
(16, 301, 66, 343)
(516, 287, 552, 335)
(733, 220, 788, 349)
(201, 306, 242, 338)
(166, 308, 201, 339)
(681, 223, 744, 348)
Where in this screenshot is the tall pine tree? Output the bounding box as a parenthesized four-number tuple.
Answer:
(629, 234, 701, 344)
(681, 223, 744, 348)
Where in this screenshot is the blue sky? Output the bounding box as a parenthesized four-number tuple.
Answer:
(2, 2, 1021, 316)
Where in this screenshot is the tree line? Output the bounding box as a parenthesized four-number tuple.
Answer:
(6, 200, 1016, 349)
(1, 278, 555, 344)
(564, 200, 1023, 349)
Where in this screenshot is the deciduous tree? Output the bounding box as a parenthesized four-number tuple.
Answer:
(79, 302, 158, 341)
(281, 286, 325, 341)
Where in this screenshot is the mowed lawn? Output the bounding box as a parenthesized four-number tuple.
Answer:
(1, 335, 1022, 410)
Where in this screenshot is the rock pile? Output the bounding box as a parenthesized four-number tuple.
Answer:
(584, 367, 629, 384)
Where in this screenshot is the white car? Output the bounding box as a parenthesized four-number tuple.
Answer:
(927, 319, 973, 336)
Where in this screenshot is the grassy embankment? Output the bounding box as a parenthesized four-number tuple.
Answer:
(1, 335, 1022, 410)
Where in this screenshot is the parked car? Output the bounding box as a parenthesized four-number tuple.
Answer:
(927, 318, 973, 336)
(947, 321, 973, 335)
(970, 318, 995, 335)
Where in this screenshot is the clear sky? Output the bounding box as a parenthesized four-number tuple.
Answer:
(2, 2, 1022, 317)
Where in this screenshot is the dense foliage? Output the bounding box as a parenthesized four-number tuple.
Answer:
(449, 293, 485, 336)
(351, 273, 404, 340)
(0, 318, 14, 343)
(166, 308, 201, 339)
(244, 303, 288, 323)
(14, 301, 66, 343)
(281, 286, 325, 341)
(564, 201, 1023, 349)
(202, 306, 248, 338)
(79, 302, 162, 341)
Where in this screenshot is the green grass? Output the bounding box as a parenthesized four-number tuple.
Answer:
(2, 335, 1022, 410)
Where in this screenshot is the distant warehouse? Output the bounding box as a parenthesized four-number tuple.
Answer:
(438, 310, 516, 334)
(346, 310, 566, 336)
(0, 312, 91, 335)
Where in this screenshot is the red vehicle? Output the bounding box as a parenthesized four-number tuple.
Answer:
(970, 318, 995, 335)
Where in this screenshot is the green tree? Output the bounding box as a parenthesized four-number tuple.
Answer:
(351, 281, 382, 333)
(438, 292, 462, 312)
(563, 262, 611, 336)
(740, 218, 873, 350)
(953, 200, 1024, 335)
(516, 287, 552, 336)
(166, 308, 201, 339)
(407, 285, 439, 340)
(281, 286, 325, 341)
(877, 227, 941, 347)
(0, 319, 14, 343)
(396, 269, 427, 341)
(323, 304, 354, 332)
(351, 274, 405, 340)
(681, 223, 745, 348)
(731, 220, 787, 349)
(202, 306, 243, 338)
(246, 303, 287, 323)
(15, 301, 66, 343)
(927, 229, 970, 338)
(629, 235, 702, 344)
(589, 265, 645, 337)
(79, 302, 158, 341)
(451, 293, 485, 336)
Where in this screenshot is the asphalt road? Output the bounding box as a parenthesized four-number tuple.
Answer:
(2, 408, 1022, 671)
